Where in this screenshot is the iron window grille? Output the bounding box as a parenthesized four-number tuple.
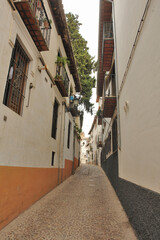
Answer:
(3, 40, 29, 115)
(51, 99, 59, 139)
(51, 152, 55, 166)
(67, 121, 71, 149)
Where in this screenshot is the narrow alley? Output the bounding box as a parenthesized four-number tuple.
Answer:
(0, 165, 136, 240)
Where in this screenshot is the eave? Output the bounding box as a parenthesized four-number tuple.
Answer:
(97, 0, 113, 98)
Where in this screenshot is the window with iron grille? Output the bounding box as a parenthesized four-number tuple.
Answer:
(112, 118, 118, 152)
(51, 152, 55, 166)
(51, 99, 59, 139)
(67, 121, 71, 149)
(3, 40, 30, 115)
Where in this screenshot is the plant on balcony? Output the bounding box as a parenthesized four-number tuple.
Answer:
(37, 0, 42, 10)
(96, 109, 102, 118)
(74, 123, 82, 140)
(54, 74, 63, 82)
(55, 56, 70, 67)
(43, 18, 52, 29)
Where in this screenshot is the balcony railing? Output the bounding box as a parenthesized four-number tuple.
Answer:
(98, 117, 102, 125)
(103, 22, 113, 39)
(54, 67, 69, 97)
(103, 74, 116, 118)
(69, 102, 79, 117)
(104, 74, 116, 97)
(102, 22, 114, 71)
(97, 135, 102, 148)
(13, 0, 51, 51)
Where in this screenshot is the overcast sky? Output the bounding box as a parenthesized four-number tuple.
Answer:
(62, 0, 99, 136)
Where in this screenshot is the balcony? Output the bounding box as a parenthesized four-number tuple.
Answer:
(103, 96, 116, 118)
(13, 0, 51, 51)
(54, 67, 69, 97)
(69, 96, 79, 117)
(102, 22, 114, 71)
(69, 102, 79, 117)
(97, 135, 102, 148)
(103, 73, 116, 118)
(98, 117, 102, 125)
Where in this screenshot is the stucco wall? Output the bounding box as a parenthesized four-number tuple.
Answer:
(116, 0, 160, 193)
(0, 0, 76, 229)
(114, 0, 148, 88)
(0, 0, 76, 169)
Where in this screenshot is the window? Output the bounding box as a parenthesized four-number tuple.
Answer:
(51, 152, 55, 166)
(67, 121, 71, 149)
(3, 40, 29, 115)
(112, 118, 118, 152)
(51, 99, 59, 139)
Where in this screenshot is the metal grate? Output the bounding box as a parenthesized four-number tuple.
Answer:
(62, 67, 69, 94)
(3, 40, 29, 115)
(103, 22, 113, 39)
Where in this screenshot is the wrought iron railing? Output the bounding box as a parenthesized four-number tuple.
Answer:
(97, 135, 102, 148)
(14, 0, 51, 48)
(103, 22, 113, 39)
(62, 67, 70, 94)
(103, 74, 115, 97)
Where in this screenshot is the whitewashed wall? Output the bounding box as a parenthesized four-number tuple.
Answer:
(0, 0, 75, 169)
(115, 0, 160, 193)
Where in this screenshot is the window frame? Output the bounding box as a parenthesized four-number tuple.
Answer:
(51, 98, 59, 139)
(67, 120, 71, 149)
(3, 39, 30, 115)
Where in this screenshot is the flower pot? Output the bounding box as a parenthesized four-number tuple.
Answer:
(37, 0, 42, 10)
(44, 20, 49, 29)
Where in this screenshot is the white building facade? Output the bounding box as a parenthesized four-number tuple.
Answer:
(97, 0, 160, 194)
(0, 0, 80, 229)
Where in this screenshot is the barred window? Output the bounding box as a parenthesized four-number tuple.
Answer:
(51, 99, 59, 139)
(3, 40, 29, 115)
(67, 121, 71, 149)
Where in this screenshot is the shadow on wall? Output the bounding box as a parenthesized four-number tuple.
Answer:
(101, 150, 160, 240)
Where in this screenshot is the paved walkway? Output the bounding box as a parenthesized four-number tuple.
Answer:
(0, 165, 137, 240)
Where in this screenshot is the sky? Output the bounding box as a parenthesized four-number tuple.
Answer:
(62, 0, 99, 136)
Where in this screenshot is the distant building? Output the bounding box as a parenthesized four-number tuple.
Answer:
(80, 135, 90, 164)
(88, 115, 102, 166)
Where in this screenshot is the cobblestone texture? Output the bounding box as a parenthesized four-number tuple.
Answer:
(0, 165, 137, 240)
(117, 178, 160, 240)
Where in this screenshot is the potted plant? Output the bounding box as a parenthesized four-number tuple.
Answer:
(43, 18, 52, 29)
(96, 109, 102, 118)
(37, 0, 42, 10)
(55, 56, 70, 67)
(54, 74, 63, 81)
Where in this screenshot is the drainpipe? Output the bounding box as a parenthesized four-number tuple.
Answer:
(72, 118, 75, 175)
(58, 101, 65, 184)
(60, 102, 66, 183)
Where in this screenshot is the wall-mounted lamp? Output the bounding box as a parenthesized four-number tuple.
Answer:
(38, 65, 48, 73)
(69, 95, 79, 107)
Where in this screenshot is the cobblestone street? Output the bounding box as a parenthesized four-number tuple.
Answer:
(0, 165, 137, 240)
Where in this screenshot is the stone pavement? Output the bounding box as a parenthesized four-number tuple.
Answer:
(0, 165, 137, 240)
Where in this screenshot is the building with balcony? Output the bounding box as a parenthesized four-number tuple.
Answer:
(97, 1, 160, 236)
(97, 0, 118, 177)
(0, 0, 81, 230)
(98, 0, 160, 194)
